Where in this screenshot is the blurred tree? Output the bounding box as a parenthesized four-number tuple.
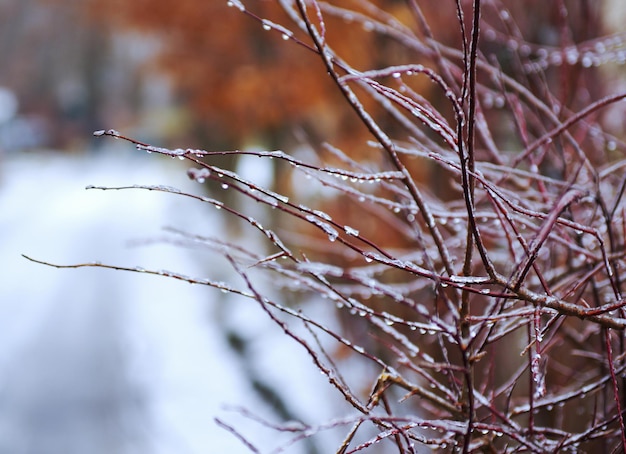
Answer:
(85, 0, 439, 150)
(83, 1, 622, 155)
(0, 0, 151, 150)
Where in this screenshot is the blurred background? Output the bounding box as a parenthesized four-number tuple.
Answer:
(0, 1, 346, 453)
(1, 0, 625, 453)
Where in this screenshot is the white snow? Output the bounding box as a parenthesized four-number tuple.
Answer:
(0, 148, 338, 453)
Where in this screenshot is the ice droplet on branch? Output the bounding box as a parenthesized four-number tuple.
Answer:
(260, 18, 293, 40)
(187, 167, 211, 183)
(344, 225, 359, 236)
(226, 0, 245, 11)
(305, 215, 338, 242)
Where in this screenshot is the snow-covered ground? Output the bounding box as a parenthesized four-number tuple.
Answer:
(0, 148, 338, 453)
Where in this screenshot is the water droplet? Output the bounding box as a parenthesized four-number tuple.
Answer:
(565, 48, 579, 65)
(187, 167, 210, 183)
(520, 44, 531, 56)
(549, 52, 563, 66)
(221, 183, 229, 190)
(226, 0, 245, 11)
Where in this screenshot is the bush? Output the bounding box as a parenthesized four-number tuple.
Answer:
(33, 0, 626, 452)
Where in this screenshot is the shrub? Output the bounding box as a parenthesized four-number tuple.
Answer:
(30, 0, 626, 452)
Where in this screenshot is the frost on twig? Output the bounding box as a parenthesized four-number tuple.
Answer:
(32, 0, 626, 452)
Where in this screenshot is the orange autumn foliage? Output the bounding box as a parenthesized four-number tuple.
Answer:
(81, 1, 609, 150)
(85, 0, 443, 150)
